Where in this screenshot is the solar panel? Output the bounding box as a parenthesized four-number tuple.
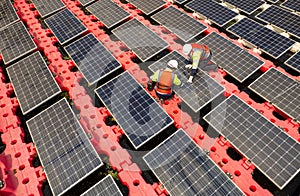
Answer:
(31, 0, 66, 18)
(45, 9, 87, 45)
(95, 71, 173, 149)
(266, 0, 279, 3)
(204, 95, 300, 189)
(26, 98, 103, 196)
(185, 0, 238, 26)
(224, 0, 265, 14)
(143, 129, 245, 195)
(112, 18, 169, 62)
(86, 0, 130, 28)
(65, 33, 121, 85)
(6, 52, 61, 114)
(81, 175, 123, 196)
(256, 5, 300, 39)
(128, 0, 166, 15)
(198, 32, 264, 82)
(149, 51, 225, 112)
(0, 0, 19, 30)
(78, 0, 96, 6)
(285, 52, 300, 72)
(227, 17, 295, 58)
(151, 6, 207, 42)
(281, 0, 300, 13)
(249, 68, 300, 122)
(0, 21, 37, 64)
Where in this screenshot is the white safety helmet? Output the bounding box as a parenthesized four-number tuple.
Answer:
(167, 60, 178, 69)
(183, 44, 192, 55)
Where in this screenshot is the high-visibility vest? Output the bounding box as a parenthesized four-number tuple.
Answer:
(191, 43, 210, 60)
(156, 70, 174, 94)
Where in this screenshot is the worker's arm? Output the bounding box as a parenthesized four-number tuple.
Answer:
(192, 50, 202, 69)
(173, 74, 181, 86)
(150, 70, 160, 82)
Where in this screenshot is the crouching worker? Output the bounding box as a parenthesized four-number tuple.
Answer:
(148, 60, 181, 100)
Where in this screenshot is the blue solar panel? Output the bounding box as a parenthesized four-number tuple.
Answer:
(224, 0, 265, 14)
(144, 129, 245, 195)
(65, 33, 121, 85)
(95, 71, 173, 149)
(281, 0, 300, 12)
(286, 52, 300, 72)
(256, 5, 300, 39)
(227, 17, 295, 58)
(185, 0, 238, 26)
(45, 9, 87, 45)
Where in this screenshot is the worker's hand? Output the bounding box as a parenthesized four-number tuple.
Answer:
(187, 76, 193, 83)
(185, 64, 192, 69)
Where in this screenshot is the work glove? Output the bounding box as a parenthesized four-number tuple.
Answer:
(185, 64, 192, 69)
(187, 76, 193, 83)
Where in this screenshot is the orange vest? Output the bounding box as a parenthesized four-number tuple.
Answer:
(191, 43, 210, 60)
(156, 70, 174, 94)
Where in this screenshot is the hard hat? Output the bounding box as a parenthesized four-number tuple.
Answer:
(167, 60, 178, 69)
(183, 44, 192, 55)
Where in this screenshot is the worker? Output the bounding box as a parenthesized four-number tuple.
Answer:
(183, 43, 217, 83)
(149, 60, 181, 100)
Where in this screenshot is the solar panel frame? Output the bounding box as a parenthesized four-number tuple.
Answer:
(6, 52, 61, 114)
(151, 6, 208, 42)
(185, 0, 238, 27)
(249, 68, 300, 122)
(26, 98, 103, 196)
(86, 0, 130, 29)
(281, 0, 300, 13)
(204, 95, 300, 189)
(149, 51, 225, 112)
(128, 0, 167, 15)
(285, 52, 300, 72)
(267, 0, 279, 3)
(227, 17, 295, 59)
(223, 0, 265, 14)
(143, 128, 245, 196)
(255, 5, 300, 39)
(198, 32, 264, 82)
(81, 175, 123, 196)
(0, 0, 20, 30)
(95, 71, 174, 149)
(112, 18, 169, 62)
(175, 0, 190, 4)
(65, 33, 122, 86)
(0, 21, 37, 64)
(44, 9, 88, 45)
(78, 0, 96, 6)
(31, 0, 66, 18)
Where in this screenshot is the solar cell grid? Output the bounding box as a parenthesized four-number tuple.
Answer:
(0, 21, 37, 64)
(286, 52, 300, 72)
(112, 18, 169, 62)
(151, 6, 207, 42)
(0, 0, 19, 30)
(65, 33, 121, 85)
(128, 0, 166, 15)
(81, 175, 123, 196)
(95, 71, 173, 149)
(198, 32, 264, 82)
(249, 68, 300, 122)
(143, 129, 245, 195)
(149, 51, 225, 112)
(86, 0, 130, 28)
(256, 5, 300, 39)
(45, 9, 87, 45)
(204, 95, 300, 189)
(224, 0, 265, 14)
(78, 0, 96, 6)
(281, 0, 300, 12)
(26, 98, 103, 196)
(227, 17, 295, 58)
(31, 0, 65, 18)
(185, 0, 238, 26)
(6, 52, 61, 114)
